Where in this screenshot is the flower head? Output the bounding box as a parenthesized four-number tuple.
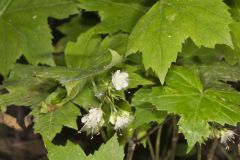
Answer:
(110, 111, 133, 130)
(112, 70, 129, 90)
(80, 108, 104, 136)
(220, 129, 235, 145)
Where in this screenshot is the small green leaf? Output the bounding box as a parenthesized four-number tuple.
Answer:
(89, 135, 124, 160)
(55, 14, 96, 52)
(199, 62, 240, 89)
(73, 85, 100, 110)
(128, 72, 154, 88)
(46, 140, 86, 160)
(65, 31, 128, 69)
(132, 103, 167, 129)
(46, 135, 124, 160)
(33, 102, 80, 140)
(230, 0, 240, 21)
(179, 39, 221, 65)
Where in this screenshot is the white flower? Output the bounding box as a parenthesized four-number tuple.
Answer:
(80, 108, 104, 136)
(220, 129, 235, 145)
(113, 112, 133, 130)
(112, 70, 129, 90)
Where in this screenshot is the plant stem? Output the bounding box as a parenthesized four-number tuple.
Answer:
(100, 129, 107, 142)
(218, 145, 232, 160)
(135, 125, 161, 143)
(155, 125, 162, 160)
(127, 132, 137, 160)
(147, 136, 155, 160)
(127, 140, 136, 160)
(197, 144, 202, 160)
(169, 115, 178, 160)
(207, 139, 218, 160)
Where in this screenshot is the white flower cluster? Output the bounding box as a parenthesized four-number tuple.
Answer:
(220, 129, 236, 145)
(80, 70, 132, 138)
(80, 108, 104, 135)
(112, 70, 129, 90)
(110, 110, 133, 130)
(81, 107, 133, 137)
(114, 113, 133, 130)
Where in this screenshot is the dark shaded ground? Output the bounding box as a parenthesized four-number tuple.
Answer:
(0, 107, 240, 160)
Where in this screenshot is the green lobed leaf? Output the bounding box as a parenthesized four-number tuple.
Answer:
(126, 65, 155, 88)
(11, 64, 107, 94)
(72, 85, 100, 110)
(199, 62, 240, 89)
(127, 0, 233, 83)
(77, 0, 148, 33)
(230, 22, 240, 58)
(33, 102, 80, 140)
(179, 39, 222, 65)
(65, 31, 128, 69)
(88, 135, 124, 160)
(132, 67, 240, 150)
(46, 141, 86, 160)
(0, 0, 78, 76)
(230, 0, 240, 21)
(0, 64, 57, 111)
(215, 22, 240, 65)
(46, 135, 124, 160)
(55, 14, 96, 52)
(132, 103, 167, 129)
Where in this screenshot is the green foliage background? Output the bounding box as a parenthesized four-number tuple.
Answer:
(1, 0, 240, 159)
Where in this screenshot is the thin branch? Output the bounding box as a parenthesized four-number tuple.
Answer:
(127, 132, 137, 160)
(197, 144, 202, 160)
(207, 139, 218, 160)
(169, 115, 178, 160)
(155, 125, 162, 160)
(147, 136, 155, 160)
(135, 125, 161, 143)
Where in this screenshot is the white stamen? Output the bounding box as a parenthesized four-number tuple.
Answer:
(114, 112, 133, 130)
(220, 129, 236, 145)
(80, 108, 104, 135)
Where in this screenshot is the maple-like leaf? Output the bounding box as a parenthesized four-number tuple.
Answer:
(127, 0, 233, 83)
(132, 67, 240, 149)
(0, 0, 78, 76)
